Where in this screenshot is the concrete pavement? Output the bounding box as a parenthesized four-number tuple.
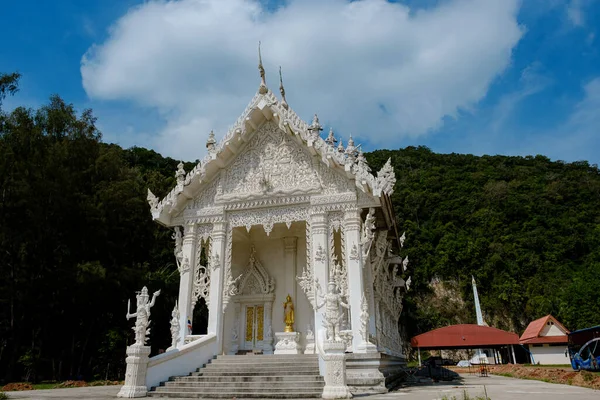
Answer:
(372, 374, 599, 400)
(4, 374, 599, 399)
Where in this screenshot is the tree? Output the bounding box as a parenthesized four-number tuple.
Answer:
(0, 76, 181, 382)
(0, 72, 21, 110)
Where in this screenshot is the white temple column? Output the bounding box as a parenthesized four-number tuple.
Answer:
(283, 237, 298, 313)
(228, 303, 241, 355)
(344, 209, 371, 352)
(263, 301, 274, 354)
(207, 221, 227, 353)
(177, 223, 196, 347)
(363, 256, 377, 341)
(310, 211, 329, 373)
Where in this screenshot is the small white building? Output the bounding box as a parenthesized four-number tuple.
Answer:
(520, 315, 570, 365)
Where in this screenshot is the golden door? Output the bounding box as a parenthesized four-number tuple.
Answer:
(244, 305, 264, 350)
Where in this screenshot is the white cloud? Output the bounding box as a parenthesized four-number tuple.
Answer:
(569, 79, 600, 122)
(81, 0, 523, 160)
(503, 77, 600, 163)
(81, 16, 97, 38)
(567, 0, 585, 26)
(489, 62, 551, 134)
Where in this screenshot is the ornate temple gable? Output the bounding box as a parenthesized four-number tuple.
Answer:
(148, 79, 396, 227)
(236, 246, 275, 295)
(316, 159, 353, 195)
(220, 121, 320, 201)
(180, 120, 355, 216)
(189, 175, 220, 210)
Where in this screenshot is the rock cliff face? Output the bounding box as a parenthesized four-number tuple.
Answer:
(399, 278, 471, 358)
(400, 277, 521, 359)
(426, 279, 470, 324)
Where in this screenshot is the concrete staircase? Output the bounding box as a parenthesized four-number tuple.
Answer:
(148, 354, 324, 398)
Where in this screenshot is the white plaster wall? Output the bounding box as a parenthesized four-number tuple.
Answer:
(146, 334, 217, 388)
(222, 222, 312, 354)
(530, 345, 570, 365)
(540, 322, 567, 337)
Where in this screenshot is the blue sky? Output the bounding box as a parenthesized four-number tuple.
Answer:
(1, 0, 599, 163)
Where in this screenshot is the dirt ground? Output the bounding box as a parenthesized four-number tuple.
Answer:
(449, 364, 600, 390)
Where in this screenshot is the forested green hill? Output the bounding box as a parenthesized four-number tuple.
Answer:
(366, 148, 600, 342)
(1, 73, 599, 383)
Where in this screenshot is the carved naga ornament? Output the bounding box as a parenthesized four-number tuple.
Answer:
(147, 189, 159, 210)
(361, 208, 376, 258)
(373, 158, 396, 197)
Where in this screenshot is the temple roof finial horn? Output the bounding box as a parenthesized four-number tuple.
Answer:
(258, 41, 268, 94)
(325, 127, 337, 147)
(279, 66, 288, 110)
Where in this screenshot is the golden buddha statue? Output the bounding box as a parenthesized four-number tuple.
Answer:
(284, 294, 295, 332)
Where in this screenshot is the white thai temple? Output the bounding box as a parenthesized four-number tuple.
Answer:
(124, 52, 411, 398)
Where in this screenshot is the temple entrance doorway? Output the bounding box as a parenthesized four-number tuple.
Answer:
(225, 222, 313, 355)
(243, 304, 265, 351)
(230, 242, 276, 354)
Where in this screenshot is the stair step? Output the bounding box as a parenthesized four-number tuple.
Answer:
(210, 359, 317, 365)
(194, 371, 319, 376)
(172, 375, 324, 382)
(155, 387, 323, 393)
(163, 381, 324, 388)
(148, 392, 322, 398)
(205, 362, 318, 367)
(201, 365, 319, 375)
(150, 354, 322, 398)
(216, 355, 317, 360)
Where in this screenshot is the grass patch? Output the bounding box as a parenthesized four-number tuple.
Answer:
(31, 383, 60, 390)
(493, 372, 514, 378)
(522, 364, 572, 368)
(0, 392, 8, 400)
(581, 371, 596, 382)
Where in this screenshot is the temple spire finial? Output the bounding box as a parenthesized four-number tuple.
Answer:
(308, 114, 323, 140)
(337, 138, 344, 153)
(206, 130, 216, 153)
(258, 41, 268, 94)
(325, 127, 337, 147)
(279, 66, 288, 110)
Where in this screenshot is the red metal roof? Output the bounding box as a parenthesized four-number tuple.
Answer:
(520, 336, 568, 345)
(520, 315, 569, 342)
(411, 324, 520, 350)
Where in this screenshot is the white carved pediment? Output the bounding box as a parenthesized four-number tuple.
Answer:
(220, 121, 320, 201)
(189, 175, 220, 210)
(179, 122, 355, 218)
(218, 121, 352, 202)
(237, 246, 275, 295)
(317, 161, 353, 195)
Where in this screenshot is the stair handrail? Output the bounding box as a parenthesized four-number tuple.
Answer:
(316, 328, 326, 359)
(146, 333, 217, 390)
